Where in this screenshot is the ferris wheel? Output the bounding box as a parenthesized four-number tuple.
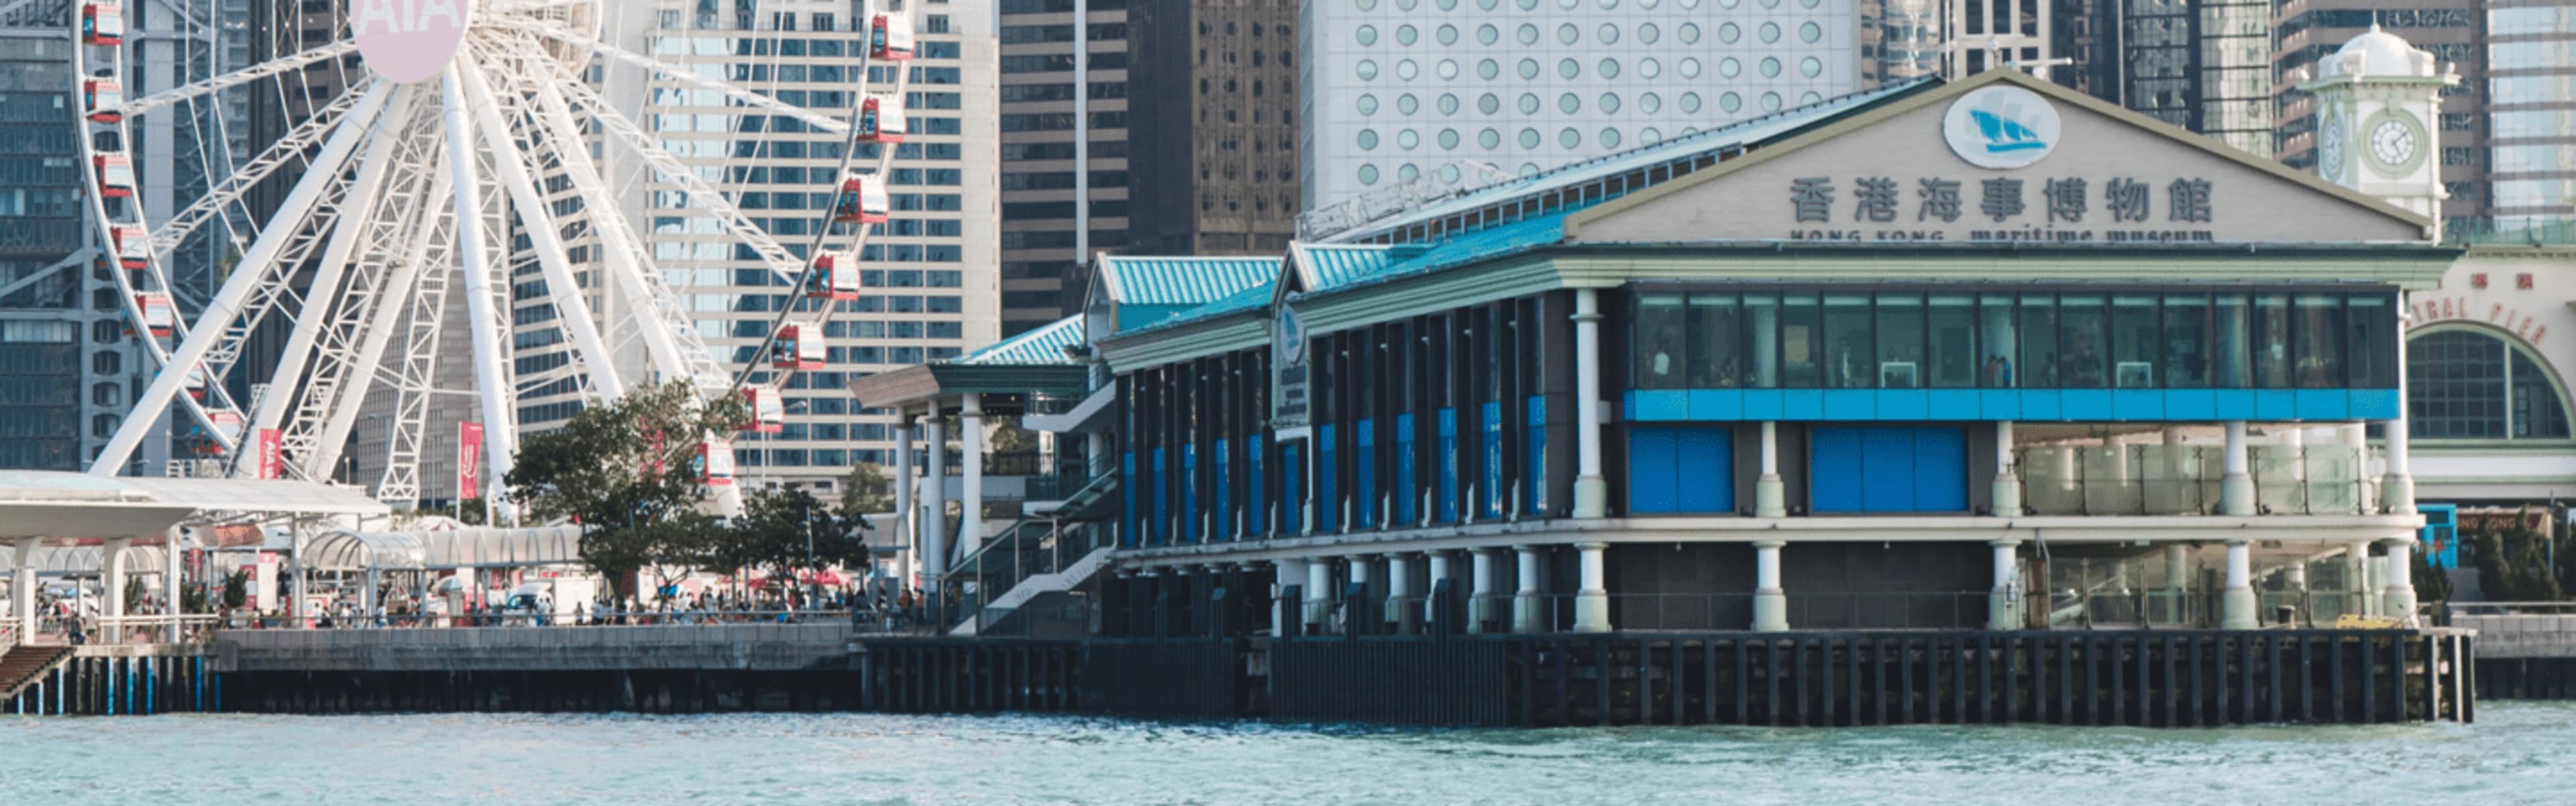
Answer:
(68, 0, 920, 512)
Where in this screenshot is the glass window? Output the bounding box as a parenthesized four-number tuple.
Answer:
(2059, 295, 2108, 389)
(1876, 294, 1925, 389)
(1823, 293, 1874, 389)
(1635, 293, 1687, 389)
(2294, 294, 2344, 388)
(1689, 294, 1741, 388)
(2347, 294, 2398, 388)
(1979, 295, 2017, 388)
(2163, 294, 2210, 387)
(2111, 295, 2159, 389)
(2214, 293, 2251, 388)
(1745, 293, 1780, 388)
(1781, 293, 1820, 387)
(1929, 294, 1976, 389)
(2019, 295, 2058, 388)
(2408, 330, 2574, 440)
(2253, 293, 2293, 388)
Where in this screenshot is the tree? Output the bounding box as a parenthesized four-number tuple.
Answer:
(841, 461, 894, 515)
(729, 487, 873, 605)
(505, 380, 749, 600)
(989, 414, 1038, 455)
(220, 570, 248, 611)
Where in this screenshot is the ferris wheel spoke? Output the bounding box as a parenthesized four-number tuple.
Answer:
(555, 79, 808, 282)
(87, 79, 397, 476)
(441, 64, 525, 516)
(114, 39, 358, 119)
(0, 248, 91, 303)
(150, 89, 366, 255)
(506, 19, 852, 136)
(462, 61, 626, 400)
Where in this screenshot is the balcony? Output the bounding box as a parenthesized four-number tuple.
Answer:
(2014, 444, 2376, 516)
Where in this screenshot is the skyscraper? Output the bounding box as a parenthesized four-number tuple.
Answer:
(1000, 0, 1132, 335)
(1129, 0, 1298, 253)
(2486, 0, 2575, 226)
(2072, 0, 2273, 158)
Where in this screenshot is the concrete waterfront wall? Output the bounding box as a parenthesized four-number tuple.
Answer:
(2, 645, 218, 715)
(213, 625, 853, 672)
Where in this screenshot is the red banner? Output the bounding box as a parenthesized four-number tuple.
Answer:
(255, 427, 283, 480)
(459, 421, 484, 500)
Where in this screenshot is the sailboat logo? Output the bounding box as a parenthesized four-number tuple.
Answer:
(1942, 85, 2061, 169)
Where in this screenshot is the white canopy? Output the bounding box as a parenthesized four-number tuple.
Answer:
(305, 525, 584, 572)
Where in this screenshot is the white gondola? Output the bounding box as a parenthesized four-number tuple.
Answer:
(696, 440, 737, 486)
(81, 2, 123, 46)
(95, 152, 134, 198)
(183, 365, 207, 400)
(807, 252, 863, 301)
(772, 323, 825, 370)
(111, 223, 148, 269)
(859, 95, 906, 144)
(831, 172, 888, 224)
(870, 14, 914, 60)
(741, 387, 784, 434)
(135, 292, 174, 336)
(84, 79, 123, 123)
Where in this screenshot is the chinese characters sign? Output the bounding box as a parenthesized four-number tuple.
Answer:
(1786, 174, 2217, 243)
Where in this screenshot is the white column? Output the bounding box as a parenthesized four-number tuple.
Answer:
(164, 526, 184, 642)
(12, 538, 37, 645)
(1513, 545, 1545, 634)
(440, 68, 521, 521)
(1306, 558, 1333, 630)
(103, 537, 131, 644)
(894, 411, 916, 587)
(922, 415, 949, 591)
(1754, 421, 1786, 517)
(1427, 552, 1454, 631)
(2384, 293, 2417, 513)
(1572, 289, 1608, 517)
(2383, 539, 2418, 619)
(1752, 540, 1788, 632)
(1273, 558, 1309, 635)
(2221, 539, 2255, 629)
(2350, 541, 2376, 617)
(960, 393, 985, 557)
(2219, 421, 2254, 515)
(1572, 543, 1611, 633)
(1387, 554, 1413, 632)
(1990, 420, 2021, 516)
(1469, 548, 1499, 633)
(1987, 539, 2021, 631)
(2163, 543, 2188, 624)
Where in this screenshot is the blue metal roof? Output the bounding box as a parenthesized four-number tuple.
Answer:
(957, 315, 1083, 366)
(1294, 244, 1394, 291)
(1097, 255, 1278, 306)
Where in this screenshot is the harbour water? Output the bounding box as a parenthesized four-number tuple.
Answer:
(7, 703, 2571, 805)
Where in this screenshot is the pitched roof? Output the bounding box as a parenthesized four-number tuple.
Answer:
(1095, 255, 1279, 306)
(956, 315, 1083, 366)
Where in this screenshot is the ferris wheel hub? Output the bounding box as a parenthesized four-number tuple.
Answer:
(352, 0, 479, 83)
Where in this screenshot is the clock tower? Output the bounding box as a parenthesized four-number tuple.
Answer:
(2297, 25, 2459, 228)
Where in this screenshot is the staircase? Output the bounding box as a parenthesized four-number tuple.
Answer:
(1, 644, 72, 703)
(951, 545, 1114, 637)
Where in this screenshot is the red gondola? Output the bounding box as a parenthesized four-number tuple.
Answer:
(741, 387, 784, 434)
(806, 252, 862, 301)
(696, 441, 737, 486)
(82, 2, 124, 46)
(135, 292, 174, 337)
(84, 79, 123, 123)
(869, 14, 914, 60)
(183, 365, 207, 400)
(772, 323, 825, 370)
(111, 223, 148, 269)
(95, 153, 135, 198)
(831, 172, 888, 224)
(858, 95, 906, 144)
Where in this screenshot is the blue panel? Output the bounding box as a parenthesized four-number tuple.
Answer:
(1809, 427, 1866, 513)
(1280, 443, 1303, 536)
(2061, 390, 2114, 420)
(1822, 389, 1876, 420)
(2350, 389, 2401, 420)
(2212, 389, 2257, 420)
(1482, 401, 1504, 518)
(1353, 420, 1375, 530)
(1741, 389, 1786, 420)
(1977, 389, 2021, 420)
(1929, 390, 1981, 420)
(2255, 389, 2298, 420)
(1120, 452, 1137, 547)
(1627, 428, 1680, 513)
(1911, 427, 1969, 512)
(1315, 426, 1336, 534)
(1688, 389, 1744, 420)
(1151, 448, 1168, 545)
(1782, 390, 1824, 420)
(1438, 408, 1460, 522)
(1525, 397, 1548, 515)
(2019, 390, 2062, 420)
(2164, 389, 2216, 421)
(1676, 427, 1736, 512)
(1629, 389, 1689, 421)
(1395, 413, 1417, 525)
(1182, 443, 1199, 543)
(1877, 389, 1930, 420)
(1246, 435, 1264, 537)
(1860, 428, 1917, 511)
(1214, 440, 1231, 540)
(2110, 390, 2163, 421)
(2296, 389, 2350, 421)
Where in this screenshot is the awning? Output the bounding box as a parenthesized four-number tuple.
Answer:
(304, 525, 585, 572)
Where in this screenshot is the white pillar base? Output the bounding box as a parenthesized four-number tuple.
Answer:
(1990, 471, 2022, 517)
(1754, 474, 1786, 518)
(1987, 539, 2021, 631)
(1572, 476, 1608, 519)
(2382, 474, 2417, 515)
(2221, 540, 2257, 629)
(1572, 543, 1610, 633)
(2219, 473, 2255, 516)
(1752, 540, 1788, 632)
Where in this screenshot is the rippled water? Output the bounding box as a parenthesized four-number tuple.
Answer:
(7, 703, 2572, 805)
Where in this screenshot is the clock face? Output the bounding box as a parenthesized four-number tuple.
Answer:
(2363, 109, 2428, 178)
(2318, 110, 2348, 180)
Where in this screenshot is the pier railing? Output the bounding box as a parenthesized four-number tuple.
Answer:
(2014, 444, 2376, 516)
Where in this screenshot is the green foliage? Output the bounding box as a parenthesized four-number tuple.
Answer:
(505, 381, 749, 597)
(2411, 546, 2452, 605)
(2471, 519, 2568, 601)
(123, 576, 146, 613)
(221, 570, 247, 611)
(454, 497, 489, 525)
(841, 461, 894, 515)
(728, 487, 873, 591)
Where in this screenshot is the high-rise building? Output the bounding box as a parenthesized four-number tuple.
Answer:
(2485, 0, 2575, 225)
(612, 0, 1002, 491)
(2273, 4, 2484, 222)
(2068, 0, 2272, 158)
(1296, 0, 1866, 219)
(1129, 0, 1298, 254)
(1000, 0, 1132, 335)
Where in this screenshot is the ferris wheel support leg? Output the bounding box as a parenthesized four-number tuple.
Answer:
(238, 85, 413, 474)
(441, 66, 521, 522)
(88, 80, 398, 477)
(458, 64, 625, 400)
